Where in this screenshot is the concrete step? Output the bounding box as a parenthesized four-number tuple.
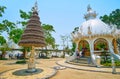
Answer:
(67, 61, 95, 67)
(71, 57, 89, 64)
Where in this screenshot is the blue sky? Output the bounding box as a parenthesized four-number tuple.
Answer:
(0, 0, 120, 48)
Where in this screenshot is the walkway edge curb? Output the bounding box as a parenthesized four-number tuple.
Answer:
(56, 60, 112, 73)
(41, 69, 58, 79)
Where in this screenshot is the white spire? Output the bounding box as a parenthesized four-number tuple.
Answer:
(84, 5, 97, 20)
(87, 4, 92, 11)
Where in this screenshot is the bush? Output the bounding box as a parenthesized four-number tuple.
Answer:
(101, 60, 120, 66)
(103, 62, 112, 66)
(16, 60, 26, 64)
(115, 61, 120, 66)
(0, 58, 8, 60)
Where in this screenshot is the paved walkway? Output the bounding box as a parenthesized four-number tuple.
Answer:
(57, 59, 120, 74)
(0, 58, 120, 79)
(0, 59, 60, 79)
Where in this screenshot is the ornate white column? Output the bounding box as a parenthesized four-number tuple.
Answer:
(76, 41, 79, 50)
(113, 39, 118, 54)
(108, 39, 114, 54)
(108, 39, 117, 73)
(89, 38, 98, 66)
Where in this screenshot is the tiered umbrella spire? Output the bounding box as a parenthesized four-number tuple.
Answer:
(19, 2, 45, 72)
(19, 2, 45, 47)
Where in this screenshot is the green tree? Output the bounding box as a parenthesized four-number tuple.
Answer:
(0, 36, 7, 59)
(0, 20, 16, 34)
(45, 35, 55, 49)
(42, 24, 55, 49)
(17, 10, 32, 27)
(0, 7, 24, 59)
(0, 6, 6, 17)
(9, 28, 23, 44)
(0, 36, 6, 45)
(0, 6, 7, 32)
(71, 42, 76, 52)
(0, 43, 11, 59)
(0, 6, 15, 59)
(0, 36, 6, 59)
(42, 24, 55, 57)
(100, 9, 120, 29)
(9, 28, 25, 58)
(100, 9, 120, 45)
(0, 6, 15, 34)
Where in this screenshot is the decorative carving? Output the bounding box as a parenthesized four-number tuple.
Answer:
(88, 26, 92, 35)
(77, 32, 82, 37)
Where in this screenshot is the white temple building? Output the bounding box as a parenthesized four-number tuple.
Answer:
(71, 5, 120, 67)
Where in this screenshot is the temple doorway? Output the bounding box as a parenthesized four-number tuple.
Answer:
(78, 40, 90, 57)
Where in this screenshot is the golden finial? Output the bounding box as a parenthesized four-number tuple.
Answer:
(84, 4, 97, 20)
(32, 0, 38, 12)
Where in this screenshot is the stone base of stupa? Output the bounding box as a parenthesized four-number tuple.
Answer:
(26, 68, 37, 73)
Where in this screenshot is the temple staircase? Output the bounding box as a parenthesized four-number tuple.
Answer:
(67, 57, 94, 66)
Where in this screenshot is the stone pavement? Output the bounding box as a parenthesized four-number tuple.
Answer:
(0, 67, 57, 79)
(56, 59, 120, 74)
(0, 58, 120, 79)
(0, 59, 60, 79)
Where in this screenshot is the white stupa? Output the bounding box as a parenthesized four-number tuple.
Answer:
(71, 5, 120, 67)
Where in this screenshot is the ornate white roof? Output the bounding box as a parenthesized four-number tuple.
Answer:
(79, 19, 111, 35)
(80, 5, 112, 35)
